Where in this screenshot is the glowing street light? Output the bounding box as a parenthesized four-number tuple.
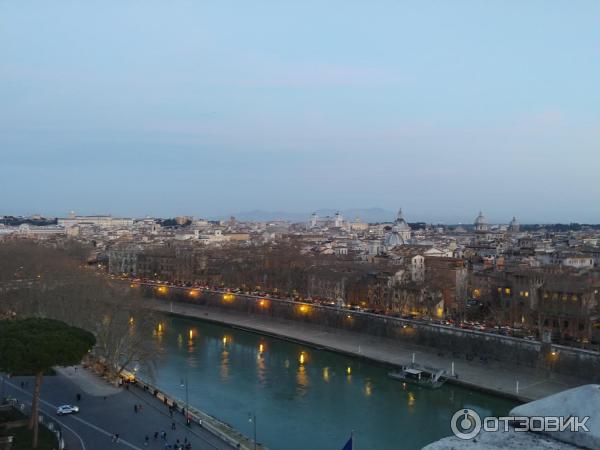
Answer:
(298, 304, 310, 314)
(299, 352, 306, 365)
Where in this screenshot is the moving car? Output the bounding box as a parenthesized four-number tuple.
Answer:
(56, 405, 79, 415)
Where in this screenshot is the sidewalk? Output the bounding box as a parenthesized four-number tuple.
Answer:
(54, 365, 120, 397)
(148, 299, 587, 402)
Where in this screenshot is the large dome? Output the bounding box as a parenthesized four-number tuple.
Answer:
(384, 231, 405, 248)
(474, 211, 487, 226)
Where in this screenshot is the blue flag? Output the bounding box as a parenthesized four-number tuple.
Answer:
(342, 436, 353, 450)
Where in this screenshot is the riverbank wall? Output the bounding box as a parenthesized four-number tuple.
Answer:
(137, 285, 600, 384)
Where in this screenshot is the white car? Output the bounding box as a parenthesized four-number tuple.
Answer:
(56, 405, 79, 415)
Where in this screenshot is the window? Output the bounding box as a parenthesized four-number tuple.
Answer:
(505, 288, 511, 295)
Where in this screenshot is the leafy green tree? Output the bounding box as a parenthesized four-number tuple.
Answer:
(0, 318, 96, 448)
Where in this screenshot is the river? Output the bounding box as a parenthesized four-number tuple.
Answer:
(148, 315, 517, 450)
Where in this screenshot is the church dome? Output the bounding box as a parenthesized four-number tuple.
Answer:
(393, 208, 411, 232)
(474, 211, 487, 226)
(384, 231, 404, 249)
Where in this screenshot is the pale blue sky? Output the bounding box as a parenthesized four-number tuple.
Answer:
(1, 0, 599, 223)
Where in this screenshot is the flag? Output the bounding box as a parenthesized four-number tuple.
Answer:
(341, 436, 353, 450)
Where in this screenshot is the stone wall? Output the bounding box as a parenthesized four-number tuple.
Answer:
(140, 285, 600, 382)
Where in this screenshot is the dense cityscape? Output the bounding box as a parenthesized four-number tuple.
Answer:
(3, 210, 600, 349)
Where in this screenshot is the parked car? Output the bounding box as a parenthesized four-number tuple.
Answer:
(56, 405, 79, 415)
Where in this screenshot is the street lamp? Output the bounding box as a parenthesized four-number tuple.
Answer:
(248, 412, 257, 450)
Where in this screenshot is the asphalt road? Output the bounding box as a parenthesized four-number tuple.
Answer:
(1, 373, 235, 450)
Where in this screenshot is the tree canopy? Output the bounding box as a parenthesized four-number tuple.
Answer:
(0, 317, 96, 375)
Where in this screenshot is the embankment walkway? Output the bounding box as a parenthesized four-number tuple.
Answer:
(147, 298, 587, 402)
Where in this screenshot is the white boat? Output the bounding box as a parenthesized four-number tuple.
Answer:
(388, 366, 447, 389)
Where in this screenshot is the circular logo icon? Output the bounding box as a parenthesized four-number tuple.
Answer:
(451, 408, 482, 440)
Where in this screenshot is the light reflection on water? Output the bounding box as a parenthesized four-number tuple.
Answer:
(149, 315, 517, 450)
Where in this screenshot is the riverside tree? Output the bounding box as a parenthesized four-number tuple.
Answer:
(0, 240, 160, 381)
(0, 318, 96, 448)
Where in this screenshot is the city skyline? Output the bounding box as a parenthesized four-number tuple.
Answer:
(2, 206, 599, 226)
(2, 1, 599, 223)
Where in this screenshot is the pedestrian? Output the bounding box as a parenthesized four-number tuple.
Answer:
(171, 421, 176, 430)
(134, 404, 138, 413)
(103, 396, 107, 401)
(111, 433, 117, 443)
(161, 430, 166, 440)
(115, 433, 120, 443)
(144, 435, 149, 447)
(20, 381, 24, 389)
(76, 393, 81, 401)
(154, 431, 159, 440)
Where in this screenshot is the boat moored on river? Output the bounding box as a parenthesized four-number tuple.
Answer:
(388, 365, 447, 389)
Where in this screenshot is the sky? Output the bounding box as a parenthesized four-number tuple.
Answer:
(1, 0, 599, 223)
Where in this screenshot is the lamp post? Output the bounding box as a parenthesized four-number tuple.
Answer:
(180, 372, 189, 428)
(248, 412, 257, 450)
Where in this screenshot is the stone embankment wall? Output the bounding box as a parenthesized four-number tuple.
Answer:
(139, 285, 600, 382)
